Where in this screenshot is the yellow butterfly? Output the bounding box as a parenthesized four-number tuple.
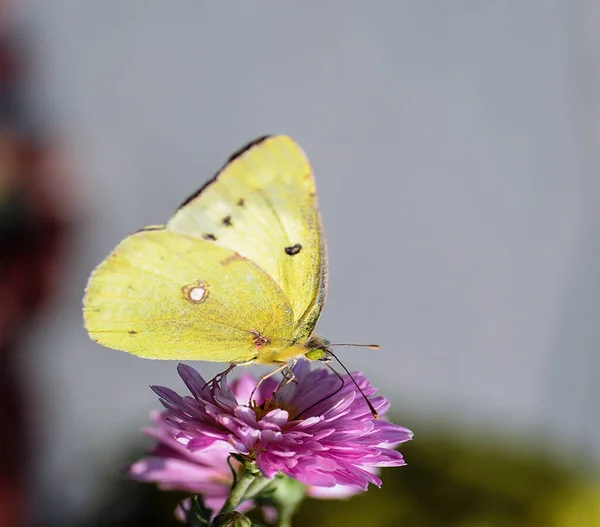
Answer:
(84, 136, 335, 370)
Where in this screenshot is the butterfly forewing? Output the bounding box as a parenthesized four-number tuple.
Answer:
(167, 136, 328, 343)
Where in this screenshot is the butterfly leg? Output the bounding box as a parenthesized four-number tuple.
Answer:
(203, 357, 259, 391)
(274, 359, 298, 394)
(248, 361, 289, 404)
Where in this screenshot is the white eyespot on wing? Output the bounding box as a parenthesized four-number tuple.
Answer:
(189, 286, 206, 302)
(182, 281, 209, 303)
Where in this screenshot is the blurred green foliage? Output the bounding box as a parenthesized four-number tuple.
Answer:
(291, 426, 598, 527)
(76, 423, 599, 527)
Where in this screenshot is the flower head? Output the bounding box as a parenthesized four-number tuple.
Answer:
(129, 411, 243, 512)
(144, 362, 411, 492)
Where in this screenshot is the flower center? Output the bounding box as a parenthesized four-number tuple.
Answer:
(250, 396, 297, 421)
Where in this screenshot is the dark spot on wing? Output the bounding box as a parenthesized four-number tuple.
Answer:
(285, 244, 302, 256)
(222, 215, 233, 227)
(177, 136, 273, 210)
(203, 233, 217, 241)
(237, 198, 245, 207)
(128, 330, 138, 335)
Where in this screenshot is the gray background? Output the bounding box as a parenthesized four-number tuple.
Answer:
(15, 1, 599, 522)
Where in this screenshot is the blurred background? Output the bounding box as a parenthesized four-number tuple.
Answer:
(1, 1, 599, 525)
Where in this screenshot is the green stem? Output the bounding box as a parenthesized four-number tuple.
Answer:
(219, 468, 258, 514)
(271, 477, 305, 527)
(277, 510, 293, 527)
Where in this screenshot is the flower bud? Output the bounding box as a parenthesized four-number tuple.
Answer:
(213, 511, 253, 527)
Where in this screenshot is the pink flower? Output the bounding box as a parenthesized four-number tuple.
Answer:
(129, 411, 242, 512)
(138, 362, 411, 494)
(129, 411, 375, 512)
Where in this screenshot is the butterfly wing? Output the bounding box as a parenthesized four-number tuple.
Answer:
(83, 228, 295, 361)
(168, 135, 327, 343)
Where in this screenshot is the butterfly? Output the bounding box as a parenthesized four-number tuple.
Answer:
(84, 136, 337, 371)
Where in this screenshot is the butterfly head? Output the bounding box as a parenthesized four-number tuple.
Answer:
(303, 335, 332, 362)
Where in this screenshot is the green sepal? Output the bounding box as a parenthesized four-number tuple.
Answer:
(254, 474, 306, 527)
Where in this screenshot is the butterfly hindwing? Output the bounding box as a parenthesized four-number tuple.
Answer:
(83, 228, 295, 361)
(167, 135, 328, 343)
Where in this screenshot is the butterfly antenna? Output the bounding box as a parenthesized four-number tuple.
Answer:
(291, 365, 345, 420)
(328, 350, 379, 419)
(329, 343, 380, 350)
